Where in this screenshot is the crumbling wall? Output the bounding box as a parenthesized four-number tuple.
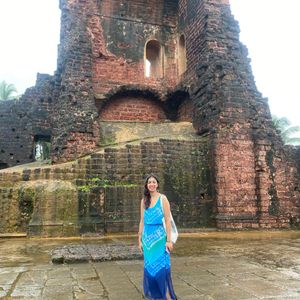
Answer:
(0, 74, 54, 168)
(51, 0, 99, 163)
(191, 0, 300, 228)
(49, 0, 207, 162)
(178, 0, 206, 84)
(99, 95, 167, 122)
(92, 0, 179, 96)
(1, 0, 299, 231)
(0, 137, 213, 235)
(297, 147, 300, 175)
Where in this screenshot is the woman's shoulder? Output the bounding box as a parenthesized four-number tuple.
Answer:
(160, 193, 169, 203)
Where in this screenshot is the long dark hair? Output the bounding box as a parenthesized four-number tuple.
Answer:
(144, 174, 159, 209)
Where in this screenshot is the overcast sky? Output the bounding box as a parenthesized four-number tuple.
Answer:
(0, 0, 299, 129)
(230, 0, 300, 130)
(0, 0, 60, 94)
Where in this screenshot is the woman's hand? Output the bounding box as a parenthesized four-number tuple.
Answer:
(138, 239, 143, 254)
(166, 241, 173, 252)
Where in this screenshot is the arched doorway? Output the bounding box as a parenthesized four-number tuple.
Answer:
(98, 92, 167, 122)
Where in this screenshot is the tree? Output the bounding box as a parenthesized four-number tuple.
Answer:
(0, 81, 17, 100)
(272, 115, 300, 146)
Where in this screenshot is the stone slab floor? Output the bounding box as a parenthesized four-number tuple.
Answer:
(0, 231, 300, 299)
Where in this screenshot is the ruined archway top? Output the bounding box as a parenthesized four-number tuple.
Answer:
(95, 84, 169, 102)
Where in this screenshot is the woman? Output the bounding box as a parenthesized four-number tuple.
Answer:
(138, 174, 177, 300)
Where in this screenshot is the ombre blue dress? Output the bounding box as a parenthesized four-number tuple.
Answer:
(142, 195, 177, 300)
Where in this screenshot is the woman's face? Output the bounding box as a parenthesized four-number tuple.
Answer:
(147, 177, 158, 192)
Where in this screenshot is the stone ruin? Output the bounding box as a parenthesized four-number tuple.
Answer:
(0, 0, 299, 236)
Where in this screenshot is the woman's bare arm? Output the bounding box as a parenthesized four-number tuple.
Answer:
(138, 199, 144, 252)
(162, 195, 173, 251)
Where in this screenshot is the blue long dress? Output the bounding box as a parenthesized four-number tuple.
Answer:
(142, 195, 177, 300)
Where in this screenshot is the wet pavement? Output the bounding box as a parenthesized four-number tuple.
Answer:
(0, 230, 300, 299)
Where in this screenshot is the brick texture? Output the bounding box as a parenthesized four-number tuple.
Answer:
(99, 96, 166, 121)
(0, 138, 213, 235)
(0, 74, 54, 168)
(190, 0, 300, 228)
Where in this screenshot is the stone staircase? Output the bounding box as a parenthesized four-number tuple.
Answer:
(0, 122, 214, 236)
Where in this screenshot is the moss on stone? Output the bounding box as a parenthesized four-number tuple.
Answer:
(268, 185, 279, 216)
(266, 150, 280, 216)
(18, 188, 36, 229)
(266, 150, 276, 175)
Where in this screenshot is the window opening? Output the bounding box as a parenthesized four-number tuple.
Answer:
(0, 162, 8, 170)
(145, 40, 163, 78)
(178, 34, 187, 75)
(34, 135, 51, 161)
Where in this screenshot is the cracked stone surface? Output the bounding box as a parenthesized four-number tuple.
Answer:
(0, 231, 300, 299)
(51, 243, 142, 264)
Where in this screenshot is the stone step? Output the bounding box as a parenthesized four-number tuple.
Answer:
(99, 121, 196, 146)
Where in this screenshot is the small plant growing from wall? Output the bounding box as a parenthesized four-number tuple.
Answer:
(78, 177, 137, 192)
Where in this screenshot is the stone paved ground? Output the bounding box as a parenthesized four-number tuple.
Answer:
(0, 231, 300, 299)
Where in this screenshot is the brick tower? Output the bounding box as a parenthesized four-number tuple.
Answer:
(0, 0, 299, 232)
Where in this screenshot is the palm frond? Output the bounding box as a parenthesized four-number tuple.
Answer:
(0, 80, 18, 100)
(281, 126, 300, 137)
(272, 115, 290, 131)
(272, 115, 300, 145)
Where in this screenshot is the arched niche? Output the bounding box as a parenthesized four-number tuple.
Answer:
(178, 34, 187, 76)
(0, 161, 8, 170)
(145, 40, 164, 79)
(164, 91, 192, 122)
(98, 91, 167, 122)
